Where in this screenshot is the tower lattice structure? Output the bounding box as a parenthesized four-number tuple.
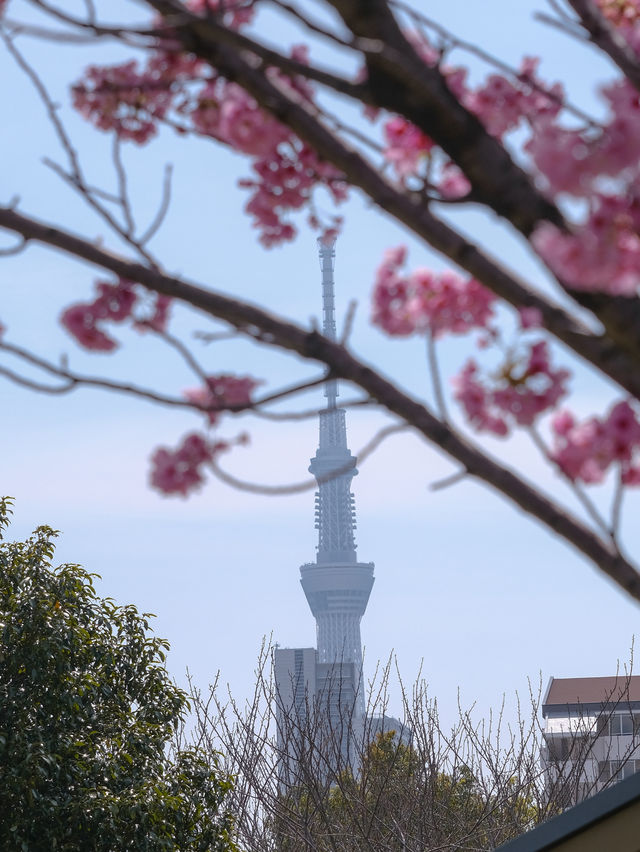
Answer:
(300, 238, 375, 716)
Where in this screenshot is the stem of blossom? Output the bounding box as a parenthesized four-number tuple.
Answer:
(139, 164, 173, 246)
(112, 136, 136, 236)
(611, 471, 625, 544)
(430, 469, 467, 491)
(426, 331, 448, 422)
(528, 424, 611, 540)
(0, 235, 27, 256)
(156, 328, 212, 385)
(340, 300, 358, 345)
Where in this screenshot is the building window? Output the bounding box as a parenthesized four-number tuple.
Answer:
(610, 760, 639, 781)
(608, 714, 634, 736)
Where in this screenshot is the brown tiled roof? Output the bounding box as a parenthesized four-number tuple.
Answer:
(544, 676, 640, 707)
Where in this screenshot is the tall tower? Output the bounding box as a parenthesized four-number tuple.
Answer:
(299, 237, 375, 716)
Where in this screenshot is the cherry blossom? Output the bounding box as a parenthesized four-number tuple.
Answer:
(518, 307, 543, 329)
(72, 61, 175, 144)
(464, 59, 562, 139)
(61, 279, 173, 349)
(597, 0, 640, 26)
(184, 374, 261, 425)
(453, 341, 569, 435)
(551, 401, 640, 484)
(533, 193, 640, 295)
(382, 117, 434, 179)
(61, 279, 137, 351)
(372, 246, 495, 338)
(150, 432, 219, 496)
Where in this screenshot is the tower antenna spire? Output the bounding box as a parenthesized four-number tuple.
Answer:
(318, 236, 338, 408)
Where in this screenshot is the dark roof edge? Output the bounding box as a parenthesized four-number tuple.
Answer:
(493, 771, 640, 852)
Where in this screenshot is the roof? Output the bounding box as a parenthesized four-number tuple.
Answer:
(494, 771, 640, 852)
(543, 676, 640, 709)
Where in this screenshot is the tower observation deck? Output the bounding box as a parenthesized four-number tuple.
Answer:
(300, 238, 375, 715)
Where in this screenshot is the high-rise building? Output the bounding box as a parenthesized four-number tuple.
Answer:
(274, 238, 375, 773)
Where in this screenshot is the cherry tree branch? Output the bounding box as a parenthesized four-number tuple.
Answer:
(0, 337, 332, 417)
(566, 0, 640, 93)
(0, 204, 637, 600)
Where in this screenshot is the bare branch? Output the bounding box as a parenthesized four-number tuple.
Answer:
(208, 422, 407, 496)
(0, 235, 28, 256)
(139, 164, 173, 245)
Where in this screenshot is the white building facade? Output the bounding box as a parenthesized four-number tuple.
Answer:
(541, 675, 640, 804)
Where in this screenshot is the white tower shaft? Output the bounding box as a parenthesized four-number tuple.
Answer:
(300, 238, 374, 715)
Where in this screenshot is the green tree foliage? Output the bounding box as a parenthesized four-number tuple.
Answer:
(0, 499, 237, 852)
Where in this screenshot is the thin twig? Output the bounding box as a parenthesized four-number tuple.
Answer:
(139, 164, 173, 245)
(340, 300, 358, 344)
(112, 136, 136, 235)
(528, 424, 611, 540)
(430, 469, 467, 491)
(208, 422, 407, 496)
(2, 29, 161, 266)
(266, 0, 355, 49)
(611, 469, 625, 544)
(426, 330, 448, 422)
(0, 235, 28, 256)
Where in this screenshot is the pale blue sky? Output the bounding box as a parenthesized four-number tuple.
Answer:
(1, 0, 638, 726)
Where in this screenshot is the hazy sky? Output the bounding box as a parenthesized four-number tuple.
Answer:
(2, 0, 639, 728)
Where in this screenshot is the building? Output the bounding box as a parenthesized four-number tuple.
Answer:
(274, 238, 375, 780)
(541, 675, 640, 805)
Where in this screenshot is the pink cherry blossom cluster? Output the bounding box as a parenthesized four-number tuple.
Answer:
(550, 401, 640, 485)
(72, 60, 179, 144)
(150, 431, 224, 496)
(533, 193, 640, 294)
(453, 341, 570, 436)
(184, 374, 261, 424)
(61, 279, 171, 351)
(150, 429, 250, 496)
(73, 32, 347, 245)
(597, 0, 640, 25)
(382, 117, 434, 179)
(377, 49, 562, 195)
(372, 246, 495, 337)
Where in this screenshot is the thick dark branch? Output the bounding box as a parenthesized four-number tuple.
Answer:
(138, 5, 640, 399)
(0, 204, 638, 601)
(324, 0, 565, 236)
(567, 0, 640, 93)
